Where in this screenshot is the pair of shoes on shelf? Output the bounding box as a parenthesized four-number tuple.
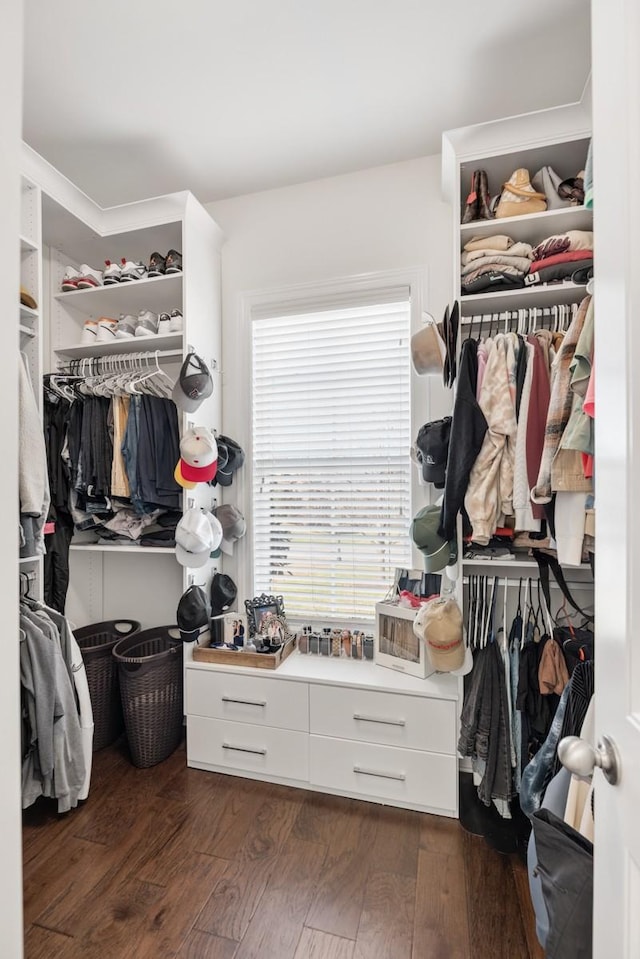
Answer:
(80, 317, 119, 344)
(148, 250, 182, 277)
(107, 308, 184, 340)
(103, 259, 148, 284)
(62, 264, 104, 291)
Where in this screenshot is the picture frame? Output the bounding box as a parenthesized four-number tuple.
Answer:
(223, 612, 247, 647)
(244, 593, 285, 637)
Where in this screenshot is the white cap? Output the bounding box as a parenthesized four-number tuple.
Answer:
(180, 427, 217, 468)
(175, 508, 217, 568)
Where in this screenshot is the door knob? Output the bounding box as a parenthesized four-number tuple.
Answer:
(558, 734, 621, 785)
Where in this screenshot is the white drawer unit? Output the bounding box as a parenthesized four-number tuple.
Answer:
(187, 716, 309, 781)
(309, 684, 457, 754)
(186, 669, 309, 732)
(309, 735, 457, 814)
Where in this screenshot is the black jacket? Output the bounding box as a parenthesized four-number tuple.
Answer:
(438, 338, 488, 540)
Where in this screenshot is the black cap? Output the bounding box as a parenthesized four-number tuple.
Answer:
(415, 417, 451, 488)
(213, 435, 245, 487)
(177, 585, 210, 641)
(210, 572, 237, 615)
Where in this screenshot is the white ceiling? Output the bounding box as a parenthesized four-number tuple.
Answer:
(23, 0, 591, 207)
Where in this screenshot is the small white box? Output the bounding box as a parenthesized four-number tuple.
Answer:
(374, 602, 436, 679)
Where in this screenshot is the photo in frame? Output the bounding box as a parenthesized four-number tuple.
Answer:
(223, 612, 247, 647)
(244, 593, 285, 637)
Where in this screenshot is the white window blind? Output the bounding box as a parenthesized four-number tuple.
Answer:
(251, 298, 412, 624)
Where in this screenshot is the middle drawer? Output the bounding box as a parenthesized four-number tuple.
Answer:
(309, 683, 457, 754)
(186, 669, 309, 732)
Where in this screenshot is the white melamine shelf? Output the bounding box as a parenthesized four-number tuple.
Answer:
(55, 332, 183, 359)
(69, 543, 175, 554)
(19, 324, 36, 338)
(20, 304, 39, 322)
(19, 555, 41, 564)
(460, 281, 588, 316)
(462, 557, 592, 570)
(460, 206, 593, 245)
(54, 273, 183, 316)
(20, 234, 39, 253)
(186, 648, 461, 699)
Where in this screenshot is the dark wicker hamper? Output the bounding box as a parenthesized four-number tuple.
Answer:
(74, 619, 141, 751)
(112, 626, 184, 768)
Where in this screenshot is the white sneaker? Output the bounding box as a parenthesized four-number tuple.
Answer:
(158, 312, 171, 335)
(115, 314, 138, 338)
(120, 260, 148, 282)
(80, 319, 99, 345)
(61, 267, 82, 292)
(134, 309, 159, 336)
(96, 317, 119, 342)
(169, 309, 183, 332)
(103, 260, 122, 285)
(76, 264, 103, 289)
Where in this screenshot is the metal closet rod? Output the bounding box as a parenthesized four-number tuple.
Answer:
(460, 306, 575, 326)
(462, 575, 591, 590)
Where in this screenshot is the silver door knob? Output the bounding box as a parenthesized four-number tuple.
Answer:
(558, 734, 621, 785)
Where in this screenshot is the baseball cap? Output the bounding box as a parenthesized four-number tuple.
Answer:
(20, 286, 38, 310)
(175, 427, 218, 488)
(415, 417, 451, 488)
(210, 572, 238, 615)
(175, 508, 220, 568)
(172, 352, 213, 413)
(411, 505, 458, 573)
(177, 584, 211, 642)
(212, 504, 246, 557)
(213, 435, 245, 487)
(413, 597, 466, 672)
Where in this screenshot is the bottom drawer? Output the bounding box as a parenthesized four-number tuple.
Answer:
(187, 715, 309, 782)
(309, 735, 457, 814)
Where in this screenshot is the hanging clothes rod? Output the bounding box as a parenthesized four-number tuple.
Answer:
(462, 576, 591, 590)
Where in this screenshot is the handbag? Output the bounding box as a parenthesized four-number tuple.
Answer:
(532, 550, 594, 674)
(532, 165, 573, 211)
(495, 168, 547, 219)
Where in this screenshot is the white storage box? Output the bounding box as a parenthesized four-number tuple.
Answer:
(374, 602, 436, 679)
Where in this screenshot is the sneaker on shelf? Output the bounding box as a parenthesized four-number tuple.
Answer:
(103, 260, 122, 285)
(164, 249, 182, 274)
(148, 252, 166, 277)
(61, 267, 82, 292)
(169, 308, 183, 332)
(80, 319, 99, 345)
(96, 317, 119, 342)
(134, 309, 159, 336)
(115, 313, 138, 338)
(76, 264, 104, 289)
(120, 259, 148, 282)
(158, 312, 171, 335)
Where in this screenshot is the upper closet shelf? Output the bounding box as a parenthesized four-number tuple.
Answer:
(20, 234, 39, 253)
(55, 332, 183, 359)
(459, 205, 593, 245)
(54, 273, 182, 315)
(460, 281, 588, 316)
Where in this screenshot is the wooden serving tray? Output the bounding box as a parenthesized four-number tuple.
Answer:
(192, 637, 295, 670)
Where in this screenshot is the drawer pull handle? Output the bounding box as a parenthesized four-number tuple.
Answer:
(353, 713, 406, 727)
(222, 743, 267, 756)
(353, 765, 406, 782)
(221, 697, 267, 708)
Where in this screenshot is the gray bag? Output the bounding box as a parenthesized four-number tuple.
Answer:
(532, 165, 573, 210)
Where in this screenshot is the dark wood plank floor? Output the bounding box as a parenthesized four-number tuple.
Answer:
(22, 741, 544, 959)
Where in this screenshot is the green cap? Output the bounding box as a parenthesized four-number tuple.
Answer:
(411, 505, 458, 573)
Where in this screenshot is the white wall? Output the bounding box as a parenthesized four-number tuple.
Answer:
(206, 153, 453, 600)
(0, 1, 24, 955)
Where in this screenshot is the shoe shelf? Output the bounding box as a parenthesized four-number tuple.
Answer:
(460, 280, 588, 317)
(55, 331, 184, 359)
(460, 205, 593, 245)
(20, 234, 39, 253)
(20, 304, 39, 322)
(54, 272, 183, 316)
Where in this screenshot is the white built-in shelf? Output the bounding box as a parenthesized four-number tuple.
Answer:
(460, 205, 593, 246)
(54, 273, 183, 316)
(20, 304, 39, 322)
(55, 332, 184, 359)
(460, 281, 588, 317)
(20, 234, 39, 253)
(19, 555, 41, 564)
(462, 557, 592, 571)
(70, 543, 175, 554)
(19, 324, 36, 339)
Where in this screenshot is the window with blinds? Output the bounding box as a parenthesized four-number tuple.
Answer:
(251, 297, 412, 624)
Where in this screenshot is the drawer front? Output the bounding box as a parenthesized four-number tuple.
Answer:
(309, 684, 456, 754)
(309, 735, 456, 813)
(187, 716, 309, 781)
(186, 670, 309, 731)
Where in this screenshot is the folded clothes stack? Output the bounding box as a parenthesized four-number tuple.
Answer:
(460, 234, 534, 295)
(525, 230, 593, 286)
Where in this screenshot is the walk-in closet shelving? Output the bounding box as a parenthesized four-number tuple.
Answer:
(21, 142, 224, 630)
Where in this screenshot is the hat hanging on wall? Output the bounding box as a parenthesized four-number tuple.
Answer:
(174, 426, 218, 488)
(213, 435, 245, 487)
(176, 584, 211, 643)
(442, 300, 459, 389)
(415, 417, 452, 488)
(410, 312, 447, 376)
(212, 504, 246, 557)
(413, 596, 470, 673)
(172, 352, 213, 413)
(411, 504, 458, 573)
(210, 572, 238, 616)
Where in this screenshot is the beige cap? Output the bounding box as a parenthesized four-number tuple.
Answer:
(410, 316, 446, 376)
(414, 597, 465, 672)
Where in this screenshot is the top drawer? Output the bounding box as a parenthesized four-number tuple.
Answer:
(186, 669, 309, 732)
(309, 684, 456, 754)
